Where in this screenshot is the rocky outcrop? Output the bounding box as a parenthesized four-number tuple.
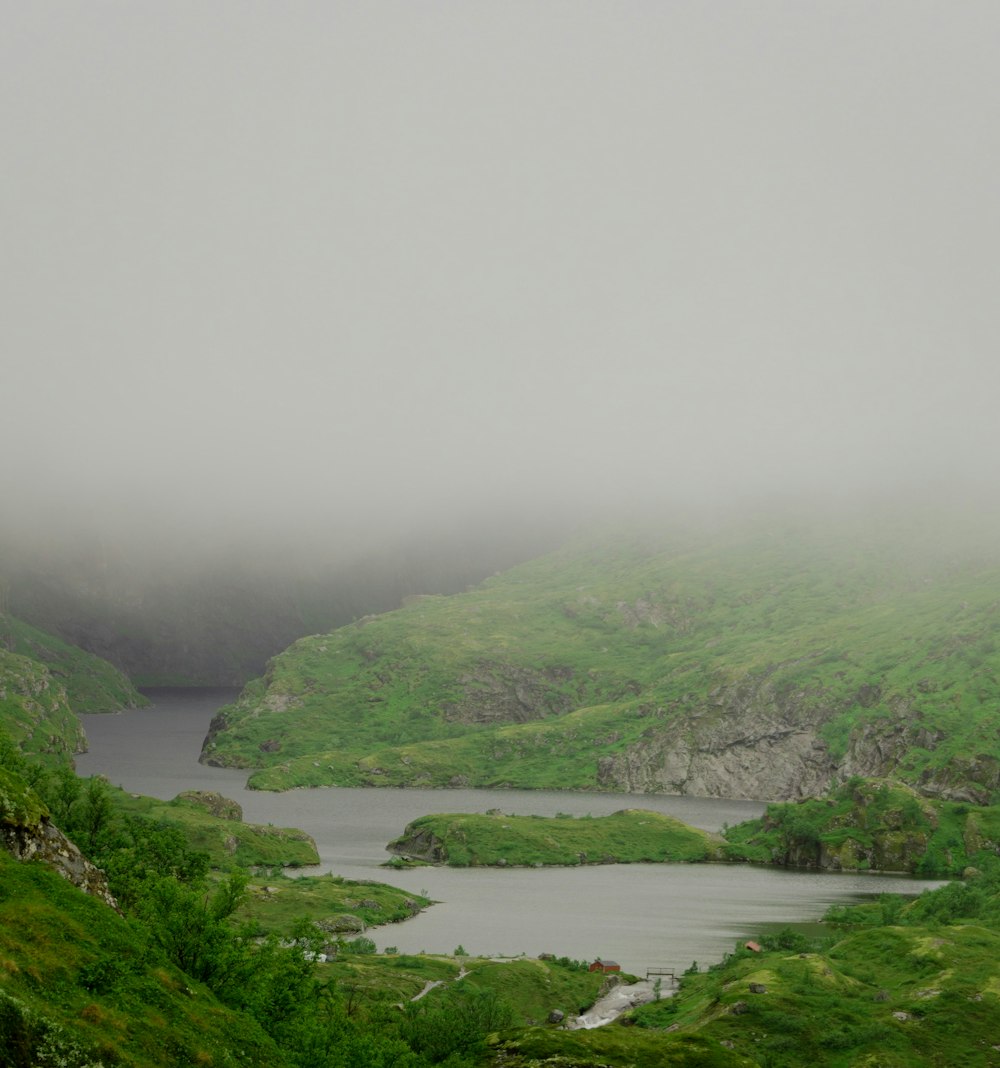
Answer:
(596, 676, 839, 800)
(2, 815, 119, 911)
(0, 768, 118, 911)
(443, 661, 580, 724)
(598, 683, 1000, 804)
(840, 703, 1000, 804)
(387, 824, 448, 863)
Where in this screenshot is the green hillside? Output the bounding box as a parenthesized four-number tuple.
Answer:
(0, 613, 145, 763)
(618, 863, 1000, 1068)
(201, 518, 1000, 801)
(724, 777, 1000, 875)
(0, 647, 86, 762)
(1, 613, 145, 713)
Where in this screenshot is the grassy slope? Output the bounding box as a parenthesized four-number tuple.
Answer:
(723, 778, 1000, 876)
(498, 865, 1000, 1067)
(0, 850, 284, 1068)
(0, 613, 146, 764)
(108, 785, 321, 868)
(201, 518, 1000, 798)
(0, 647, 87, 763)
(1, 612, 145, 713)
(236, 872, 430, 937)
(325, 953, 605, 1025)
(629, 918, 1000, 1067)
(0, 760, 438, 1065)
(388, 809, 725, 867)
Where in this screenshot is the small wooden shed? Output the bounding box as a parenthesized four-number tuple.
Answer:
(589, 959, 621, 973)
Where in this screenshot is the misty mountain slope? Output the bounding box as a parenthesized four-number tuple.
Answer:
(1, 613, 145, 713)
(0, 614, 145, 761)
(201, 522, 1000, 801)
(0, 527, 561, 686)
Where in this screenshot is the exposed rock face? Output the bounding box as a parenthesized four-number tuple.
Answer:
(596, 676, 839, 800)
(387, 825, 447, 863)
(1, 815, 119, 912)
(840, 703, 1000, 804)
(596, 684, 1000, 804)
(443, 661, 580, 724)
(0, 768, 118, 911)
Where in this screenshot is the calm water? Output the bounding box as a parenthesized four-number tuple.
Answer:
(76, 689, 944, 974)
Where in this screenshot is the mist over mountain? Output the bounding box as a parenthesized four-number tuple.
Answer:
(2, 3, 999, 683)
(3, 3, 999, 556)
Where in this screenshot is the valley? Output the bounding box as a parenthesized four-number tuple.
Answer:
(4, 515, 1000, 1066)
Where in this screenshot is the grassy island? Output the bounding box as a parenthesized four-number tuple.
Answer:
(387, 808, 726, 867)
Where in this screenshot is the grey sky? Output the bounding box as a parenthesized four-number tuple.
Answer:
(3, 2, 998, 545)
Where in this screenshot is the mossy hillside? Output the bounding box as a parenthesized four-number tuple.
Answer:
(388, 809, 725, 867)
(1, 612, 146, 713)
(107, 785, 320, 868)
(203, 521, 1000, 799)
(724, 778, 1000, 875)
(450, 956, 605, 1024)
(326, 952, 463, 1004)
(326, 953, 605, 1026)
(627, 874, 1000, 1068)
(236, 871, 430, 937)
(0, 850, 283, 1068)
(0, 765, 49, 829)
(0, 614, 146, 765)
(493, 1029, 757, 1067)
(246, 700, 642, 790)
(0, 647, 86, 762)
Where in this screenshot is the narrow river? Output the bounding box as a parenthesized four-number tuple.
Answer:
(76, 689, 944, 976)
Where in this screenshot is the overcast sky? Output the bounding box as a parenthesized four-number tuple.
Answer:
(3, 2, 998, 549)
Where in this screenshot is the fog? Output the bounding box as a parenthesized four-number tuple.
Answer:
(3, 2, 999, 558)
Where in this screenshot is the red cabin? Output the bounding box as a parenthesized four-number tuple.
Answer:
(589, 959, 621, 973)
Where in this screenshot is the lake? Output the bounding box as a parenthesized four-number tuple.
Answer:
(75, 688, 944, 974)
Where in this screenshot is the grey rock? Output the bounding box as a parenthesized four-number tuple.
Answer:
(1, 817, 118, 912)
(313, 914, 366, 934)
